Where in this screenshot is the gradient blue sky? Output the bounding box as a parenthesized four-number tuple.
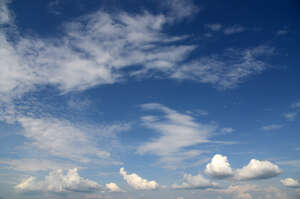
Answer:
(0, 0, 300, 199)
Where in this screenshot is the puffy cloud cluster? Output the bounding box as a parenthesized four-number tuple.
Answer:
(219, 184, 256, 199)
(280, 178, 300, 188)
(205, 154, 234, 179)
(120, 168, 159, 190)
(172, 173, 217, 189)
(15, 168, 100, 193)
(205, 154, 281, 181)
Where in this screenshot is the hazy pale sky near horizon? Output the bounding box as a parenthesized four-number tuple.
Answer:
(0, 0, 300, 198)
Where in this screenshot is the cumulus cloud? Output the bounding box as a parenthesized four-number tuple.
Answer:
(218, 184, 257, 199)
(205, 154, 234, 179)
(172, 173, 218, 189)
(15, 168, 101, 193)
(235, 159, 281, 180)
(138, 103, 217, 168)
(280, 178, 300, 188)
(106, 182, 123, 192)
(262, 124, 283, 131)
(120, 168, 159, 190)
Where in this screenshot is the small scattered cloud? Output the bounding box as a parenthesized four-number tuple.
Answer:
(283, 112, 298, 121)
(206, 23, 223, 31)
(276, 29, 288, 36)
(15, 168, 101, 193)
(217, 184, 256, 199)
(120, 168, 159, 190)
(223, 25, 245, 35)
(105, 182, 123, 192)
(235, 159, 281, 180)
(221, 128, 235, 133)
(172, 173, 218, 189)
(291, 101, 300, 109)
(280, 178, 300, 188)
(262, 124, 283, 131)
(205, 154, 234, 179)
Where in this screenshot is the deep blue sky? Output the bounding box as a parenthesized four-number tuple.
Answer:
(0, 0, 300, 199)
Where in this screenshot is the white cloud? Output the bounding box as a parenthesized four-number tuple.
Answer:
(172, 173, 217, 189)
(283, 112, 298, 121)
(276, 30, 288, 36)
(0, 0, 11, 25)
(218, 184, 256, 199)
(0, 5, 276, 105)
(15, 168, 101, 193)
(206, 23, 223, 31)
(223, 25, 245, 35)
(163, 0, 199, 20)
(120, 168, 159, 190)
(235, 159, 281, 180)
(18, 116, 110, 163)
(170, 45, 274, 89)
(205, 154, 234, 179)
(291, 101, 300, 108)
(262, 124, 283, 131)
(106, 182, 123, 192)
(138, 103, 217, 168)
(0, 10, 195, 102)
(221, 128, 234, 133)
(280, 178, 300, 188)
(0, 159, 78, 172)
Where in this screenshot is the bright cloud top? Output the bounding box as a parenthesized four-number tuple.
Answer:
(15, 168, 100, 193)
(205, 154, 234, 179)
(235, 159, 282, 180)
(280, 178, 300, 188)
(105, 182, 123, 192)
(120, 168, 159, 190)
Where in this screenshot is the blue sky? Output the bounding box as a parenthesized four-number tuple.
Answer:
(0, 0, 300, 198)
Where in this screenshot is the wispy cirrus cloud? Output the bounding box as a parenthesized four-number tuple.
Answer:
(0, 1, 277, 105)
(138, 103, 218, 168)
(262, 124, 283, 131)
(171, 45, 275, 89)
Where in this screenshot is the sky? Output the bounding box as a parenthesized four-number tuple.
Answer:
(0, 0, 300, 198)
